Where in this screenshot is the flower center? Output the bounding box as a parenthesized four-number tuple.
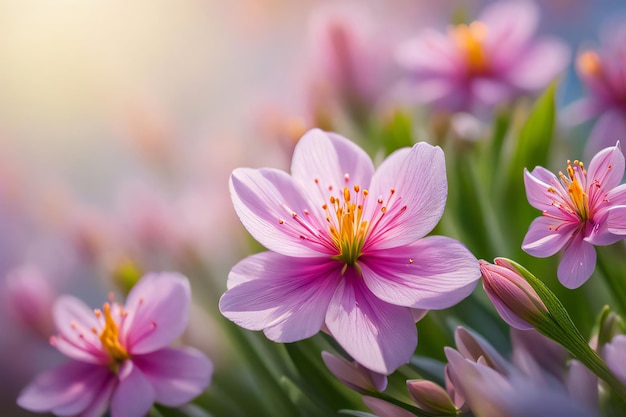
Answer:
(451, 21, 489, 74)
(99, 302, 130, 365)
(577, 50, 602, 79)
(550, 160, 589, 221)
(325, 185, 369, 265)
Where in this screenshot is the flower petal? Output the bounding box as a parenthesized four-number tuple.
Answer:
(585, 112, 626, 159)
(522, 216, 576, 257)
(481, 0, 538, 54)
(17, 360, 111, 415)
(122, 272, 191, 355)
(607, 205, 626, 235)
(110, 361, 155, 417)
(523, 167, 559, 212)
(506, 38, 570, 91)
(586, 141, 625, 192)
(321, 351, 387, 393)
(220, 251, 338, 342)
(230, 167, 332, 256)
(325, 274, 416, 374)
(365, 143, 447, 250)
(78, 377, 117, 417)
(133, 347, 212, 406)
(290, 128, 374, 202)
(558, 237, 596, 289)
(360, 236, 479, 309)
(362, 396, 417, 417)
(52, 296, 108, 364)
(603, 335, 626, 385)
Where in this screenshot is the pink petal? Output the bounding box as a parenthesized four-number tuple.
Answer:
(566, 360, 598, 410)
(507, 37, 570, 91)
(17, 360, 112, 415)
(523, 167, 559, 212)
(360, 236, 479, 309)
(133, 347, 212, 406)
(52, 296, 108, 364)
(220, 251, 338, 342)
(522, 216, 577, 257)
(395, 29, 460, 76)
(365, 143, 447, 250)
(607, 205, 626, 235)
(325, 274, 416, 375)
(454, 327, 510, 374)
(481, 0, 538, 54)
(586, 141, 625, 192)
(77, 377, 117, 417)
(603, 335, 626, 385)
(110, 361, 155, 417)
(362, 396, 417, 417)
(471, 78, 514, 109)
(558, 237, 596, 288)
(230, 167, 332, 257)
(290, 129, 374, 203)
(585, 112, 626, 160)
(122, 272, 191, 355)
(321, 351, 387, 392)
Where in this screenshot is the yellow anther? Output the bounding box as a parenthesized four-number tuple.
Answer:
(99, 303, 129, 364)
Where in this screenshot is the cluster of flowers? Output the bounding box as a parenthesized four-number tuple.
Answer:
(12, 1, 626, 416)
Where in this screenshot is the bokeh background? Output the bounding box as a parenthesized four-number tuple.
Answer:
(1, 0, 626, 415)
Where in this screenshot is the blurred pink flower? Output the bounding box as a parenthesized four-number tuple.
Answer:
(571, 26, 626, 158)
(396, 1, 569, 112)
(480, 258, 548, 330)
(220, 128, 479, 374)
(17, 273, 212, 417)
(522, 143, 626, 288)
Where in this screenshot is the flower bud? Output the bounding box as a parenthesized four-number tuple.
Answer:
(406, 379, 457, 415)
(480, 258, 549, 330)
(321, 351, 387, 393)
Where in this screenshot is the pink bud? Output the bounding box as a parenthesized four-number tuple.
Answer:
(407, 379, 457, 415)
(321, 351, 387, 393)
(480, 258, 548, 330)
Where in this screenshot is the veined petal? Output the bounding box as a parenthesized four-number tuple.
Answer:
(523, 167, 560, 212)
(52, 296, 108, 364)
(325, 274, 416, 375)
(77, 377, 117, 417)
(290, 129, 374, 203)
(558, 238, 596, 288)
(230, 167, 332, 257)
(133, 347, 212, 406)
(123, 272, 191, 355)
(586, 141, 625, 192)
(110, 361, 155, 417)
(607, 205, 626, 235)
(220, 252, 338, 343)
(360, 236, 479, 309)
(522, 216, 576, 257)
(17, 361, 111, 415)
(365, 143, 447, 250)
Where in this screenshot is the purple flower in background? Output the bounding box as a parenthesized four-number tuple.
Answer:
(571, 25, 626, 158)
(17, 273, 212, 417)
(396, 0, 569, 112)
(522, 143, 626, 288)
(220, 128, 479, 374)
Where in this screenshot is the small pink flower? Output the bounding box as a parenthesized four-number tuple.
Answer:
(17, 273, 212, 417)
(571, 25, 626, 158)
(220, 128, 479, 374)
(522, 143, 626, 288)
(396, 1, 569, 112)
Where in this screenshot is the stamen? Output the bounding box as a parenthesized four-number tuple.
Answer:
(99, 302, 129, 363)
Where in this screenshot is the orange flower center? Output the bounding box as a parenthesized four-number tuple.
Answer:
(99, 302, 129, 364)
(451, 21, 489, 74)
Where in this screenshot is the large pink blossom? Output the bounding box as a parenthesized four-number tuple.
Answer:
(17, 272, 212, 417)
(522, 143, 626, 288)
(220, 128, 479, 374)
(396, 1, 569, 112)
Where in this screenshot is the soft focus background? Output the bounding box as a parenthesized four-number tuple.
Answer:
(1, 1, 626, 416)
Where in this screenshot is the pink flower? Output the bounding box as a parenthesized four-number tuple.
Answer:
(220, 128, 479, 374)
(17, 273, 212, 417)
(522, 143, 626, 288)
(571, 25, 626, 158)
(396, 1, 569, 112)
